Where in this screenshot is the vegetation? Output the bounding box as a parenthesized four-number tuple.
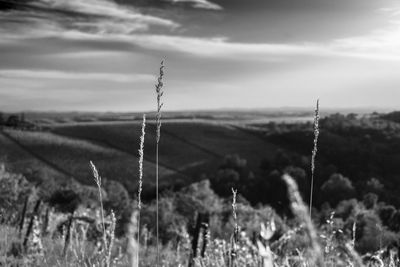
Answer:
(3, 68, 400, 266)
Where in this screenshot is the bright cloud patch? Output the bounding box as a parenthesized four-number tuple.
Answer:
(165, 0, 222, 10)
(0, 0, 179, 38)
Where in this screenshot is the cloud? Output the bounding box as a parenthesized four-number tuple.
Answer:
(328, 7, 400, 61)
(0, 69, 154, 83)
(0, 0, 179, 38)
(3, 0, 399, 63)
(165, 0, 222, 10)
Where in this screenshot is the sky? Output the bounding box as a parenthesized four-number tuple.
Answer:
(1, 0, 400, 112)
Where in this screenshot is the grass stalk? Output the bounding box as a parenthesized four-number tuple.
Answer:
(89, 161, 107, 252)
(23, 199, 41, 250)
(128, 210, 140, 267)
(18, 195, 28, 238)
(309, 99, 320, 217)
(231, 188, 238, 267)
(155, 60, 165, 267)
(283, 174, 324, 266)
(137, 114, 146, 266)
(62, 212, 74, 258)
(106, 210, 116, 267)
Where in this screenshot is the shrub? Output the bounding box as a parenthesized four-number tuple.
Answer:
(321, 173, 356, 206)
(0, 165, 31, 223)
(363, 193, 378, 210)
(48, 189, 81, 214)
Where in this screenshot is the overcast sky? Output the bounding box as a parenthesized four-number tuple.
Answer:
(1, 0, 400, 112)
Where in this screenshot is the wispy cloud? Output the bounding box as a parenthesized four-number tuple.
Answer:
(0, 0, 179, 38)
(41, 30, 400, 62)
(329, 7, 400, 61)
(165, 0, 222, 10)
(0, 69, 154, 83)
(2, 0, 399, 63)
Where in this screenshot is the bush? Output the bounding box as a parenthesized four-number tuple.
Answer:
(363, 193, 378, 210)
(0, 165, 31, 223)
(321, 173, 356, 206)
(48, 189, 81, 213)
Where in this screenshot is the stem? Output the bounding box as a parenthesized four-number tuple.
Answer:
(156, 142, 160, 266)
(137, 211, 141, 266)
(309, 173, 315, 216)
(309, 99, 320, 217)
(98, 184, 107, 250)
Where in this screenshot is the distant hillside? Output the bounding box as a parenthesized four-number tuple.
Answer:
(0, 119, 281, 201)
(381, 111, 400, 123)
(51, 121, 279, 183)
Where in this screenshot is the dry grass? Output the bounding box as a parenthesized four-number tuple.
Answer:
(154, 60, 165, 267)
(137, 114, 146, 267)
(89, 161, 107, 251)
(309, 99, 320, 216)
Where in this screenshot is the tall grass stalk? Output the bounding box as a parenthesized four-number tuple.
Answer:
(345, 243, 364, 267)
(352, 221, 356, 248)
(231, 188, 238, 242)
(230, 188, 238, 267)
(283, 174, 324, 266)
(106, 210, 116, 267)
(128, 210, 140, 267)
(23, 199, 41, 250)
(155, 60, 164, 266)
(137, 114, 146, 266)
(89, 161, 107, 251)
(62, 212, 74, 258)
(309, 99, 320, 216)
(18, 195, 28, 237)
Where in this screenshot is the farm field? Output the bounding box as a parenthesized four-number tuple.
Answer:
(0, 128, 184, 196)
(0, 131, 70, 186)
(0, 116, 286, 199)
(50, 120, 281, 182)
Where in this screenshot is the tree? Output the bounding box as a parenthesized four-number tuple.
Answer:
(221, 154, 247, 170)
(273, 150, 292, 169)
(48, 189, 81, 214)
(335, 198, 360, 220)
(102, 179, 131, 236)
(103, 179, 130, 216)
(6, 115, 19, 128)
(0, 112, 4, 125)
(388, 210, 400, 232)
(378, 204, 395, 227)
(365, 178, 384, 194)
(212, 154, 254, 197)
(320, 173, 355, 206)
(355, 211, 397, 254)
(363, 193, 378, 210)
(212, 169, 240, 196)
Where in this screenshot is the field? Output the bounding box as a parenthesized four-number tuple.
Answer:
(0, 113, 289, 198)
(0, 128, 184, 197)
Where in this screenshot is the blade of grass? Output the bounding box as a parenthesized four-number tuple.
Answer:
(309, 99, 320, 217)
(155, 60, 165, 267)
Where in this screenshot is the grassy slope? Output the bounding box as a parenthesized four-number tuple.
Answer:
(0, 131, 71, 185)
(52, 121, 279, 179)
(2, 129, 183, 195)
(160, 122, 278, 172)
(0, 120, 280, 198)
